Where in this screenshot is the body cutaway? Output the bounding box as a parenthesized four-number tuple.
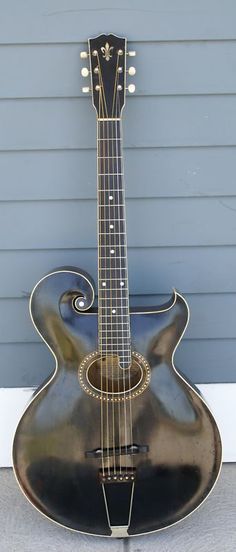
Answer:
(13, 267, 222, 537)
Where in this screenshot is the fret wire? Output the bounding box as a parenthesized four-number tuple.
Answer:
(99, 301, 129, 304)
(99, 330, 130, 334)
(100, 353, 132, 357)
(98, 138, 121, 140)
(99, 346, 131, 351)
(99, 336, 131, 338)
(100, 287, 128, 299)
(98, 307, 129, 310)
(98, 322, 130, 325)
(99, 337, 130, 344)
(98, 310, 129, 313)
(99, 312, 129, 315)
(100, 350, 131, 353)
(98, 273, 128, 276)
(100, 255, 126, 261)
(99, 336, 130, 339)
(99, 336, 131, 339)
(99, 288, 128, 291)
(99, 243, 126, 247)
(99, 330, 131, 343)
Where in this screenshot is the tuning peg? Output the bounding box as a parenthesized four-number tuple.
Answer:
(80, 51, 88, 59)
(82, 86, 90, 93)
(127, 66, 136, 76)
(127, 84, 136, 93)
(127, 51, 136, 57)
(81, 67, 90, 77)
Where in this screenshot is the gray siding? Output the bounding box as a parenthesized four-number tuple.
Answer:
(0, 466, 235, 551)
(0, 0, 235, 386)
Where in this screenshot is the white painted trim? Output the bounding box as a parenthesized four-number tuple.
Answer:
(0, 384, 235, 467)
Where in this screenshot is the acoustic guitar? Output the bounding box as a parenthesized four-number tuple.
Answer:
(13, 34, 222, 538)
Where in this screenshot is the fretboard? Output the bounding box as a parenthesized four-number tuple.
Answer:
(97, 120, 131, 369)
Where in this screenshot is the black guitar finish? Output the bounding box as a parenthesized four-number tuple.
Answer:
(13, 34, 222, 537)
(13, 268, 222, 536)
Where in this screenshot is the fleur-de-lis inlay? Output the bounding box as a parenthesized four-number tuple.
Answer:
(101, 42, 114, 61)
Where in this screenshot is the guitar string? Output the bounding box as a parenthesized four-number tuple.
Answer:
(112, 54, 123, 474)
(114, 92, 123, 474)
(118, 89, 134, 473)
(98, 74, 105, 476)
(115, 69, 129, 473)
(106, 108, 112, 475)
(104, 106, 110, 474)
(117, 71, 134, 474)
(110, 117, 116, 475)
(111, 67, 118, 475)
(101, 65, 108, 475)
(97, 53, 108, 475)
(100, 65, 110, 475)
(111, 58, 121, 474)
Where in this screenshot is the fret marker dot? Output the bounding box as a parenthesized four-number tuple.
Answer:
(109, 195, 113, 200)
(112, 309, 116, 314)
(102, 282, 106, 287)
(110, 224, 114, 229)
(110, 249, 115, 254)
(120, 281, 124, 286)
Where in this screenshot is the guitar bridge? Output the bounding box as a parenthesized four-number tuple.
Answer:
(85, 443, 148, 459)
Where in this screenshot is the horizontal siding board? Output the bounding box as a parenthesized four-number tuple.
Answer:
(0, 198, 236, 249)
(2, 147, 236, 200)
(0, 0, 236, 43)
(0, 343, 52, 387)
(2, 41, 236, 98)
(2, 96, 236, 150)
(0, 294, 235, 343)
(174, 340, 236, 384)
(0, 246, 234, 298)
(0, 339, 235, 387)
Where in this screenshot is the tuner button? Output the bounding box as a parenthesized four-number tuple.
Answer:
(80, 51, 88, 59)
(81, 67, 89, 77)
(127, 84, 136, 93)
(128, 66, 136, 76)
(82, 86, 90, 93)
(128, 50, 136, 57)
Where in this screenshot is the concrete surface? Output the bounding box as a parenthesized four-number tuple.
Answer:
(0, 466, 235, 552)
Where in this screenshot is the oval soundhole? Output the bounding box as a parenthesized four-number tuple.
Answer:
(78, 351, 151, 401)
(87, 355, 142, 394)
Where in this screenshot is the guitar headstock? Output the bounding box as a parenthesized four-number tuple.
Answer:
(80, 34, 136, 119)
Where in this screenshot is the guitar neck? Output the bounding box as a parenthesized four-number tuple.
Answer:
(97, 119, 131, 368)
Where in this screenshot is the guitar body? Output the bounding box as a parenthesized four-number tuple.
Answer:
(13, 268, 222, 537)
